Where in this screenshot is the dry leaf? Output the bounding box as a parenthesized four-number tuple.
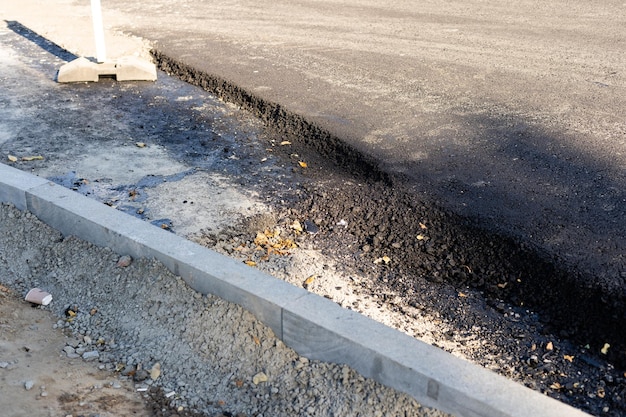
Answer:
(280, 141, 291, 146)
(160, 223, 169, 229)
(597, 388, 605, 398)
(21, 155, 44, 161)
(419, 222, 427, 229)
(546, 341, 554, 351)
(563, 355, 574, 362)
(253, 336, 260, 345)
(497, 282, 508, 289)
(458, 292, 467, 297)
(303, 276, 316, 287)
(90, 308, 98, 316)
(235, 379, 244, 388)
(416, 234, 426, 240)
(245, 260, 257, 267)
(7, 155, 18, 162)
(601, 343, 610, 355)
(298, 161, 308, 168)
(136, 142, 146, 148)
(549, 382, 562, 390)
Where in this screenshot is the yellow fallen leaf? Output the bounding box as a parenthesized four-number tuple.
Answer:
(549, 382, 562, 390)
(601, 343, 610, 355)
(416, 234, 426, 240)
(303, 275, 316, 287)
(458, 292, 467, 297)
(546, 341, 553, 351)
(563, 355, 574, 362)
(280, 141, 291, 146)
(7, 155, 18, 162)
(136, 142, 146, 148)
(245, 260, 257, 267)
(382, 256, 391, 264)
(21, 155, 44, 161)
(419, 222, 427, 229)
(298, 161, 308, 168)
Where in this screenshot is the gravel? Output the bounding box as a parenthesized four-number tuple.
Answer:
(0, 203, 446, 417)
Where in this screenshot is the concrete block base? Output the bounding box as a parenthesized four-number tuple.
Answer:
(57, 56, 157, 82)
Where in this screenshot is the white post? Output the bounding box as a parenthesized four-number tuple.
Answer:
(91, 0, 107, 63)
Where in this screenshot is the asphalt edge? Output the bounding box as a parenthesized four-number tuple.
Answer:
(0, 163, 590, 417)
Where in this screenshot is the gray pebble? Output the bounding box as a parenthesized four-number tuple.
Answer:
(82, 350, 100, 361)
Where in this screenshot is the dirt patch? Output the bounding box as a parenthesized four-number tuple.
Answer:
(0, 288, 150, 417)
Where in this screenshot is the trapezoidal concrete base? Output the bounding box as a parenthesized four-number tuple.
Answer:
(57, 56, 157, 83)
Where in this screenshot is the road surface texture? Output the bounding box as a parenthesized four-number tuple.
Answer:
(0, 0, 625, 416)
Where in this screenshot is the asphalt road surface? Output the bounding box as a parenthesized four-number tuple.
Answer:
(3, 0, 625, 283)
(111, 1, 626, 280)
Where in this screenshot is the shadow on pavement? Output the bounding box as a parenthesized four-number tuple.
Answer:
(5, 20, 77, 62)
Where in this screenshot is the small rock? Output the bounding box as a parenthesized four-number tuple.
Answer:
(303, 220, 319, 234)
(252, 372, 268, 384)
(150, 362, 161, 380)
(82, 350, 100, 361)
(63, 346, 76, 355)
(134, 369, 150, 382)
(0, 362, 9, 368)
(116, 255, 133, 268)
(24, 380, 34, 390)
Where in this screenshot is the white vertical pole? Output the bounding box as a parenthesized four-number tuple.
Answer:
(91, 0, 107, 62)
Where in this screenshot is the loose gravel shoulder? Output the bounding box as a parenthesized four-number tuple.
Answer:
(0, 203, 446, 417)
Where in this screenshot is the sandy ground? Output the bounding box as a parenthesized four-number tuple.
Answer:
(0, 288, 150, 417)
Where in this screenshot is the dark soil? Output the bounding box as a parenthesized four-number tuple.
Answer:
(153, 51, 625, 416)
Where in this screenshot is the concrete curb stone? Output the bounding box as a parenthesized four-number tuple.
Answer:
(0, 163, 589, 417)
